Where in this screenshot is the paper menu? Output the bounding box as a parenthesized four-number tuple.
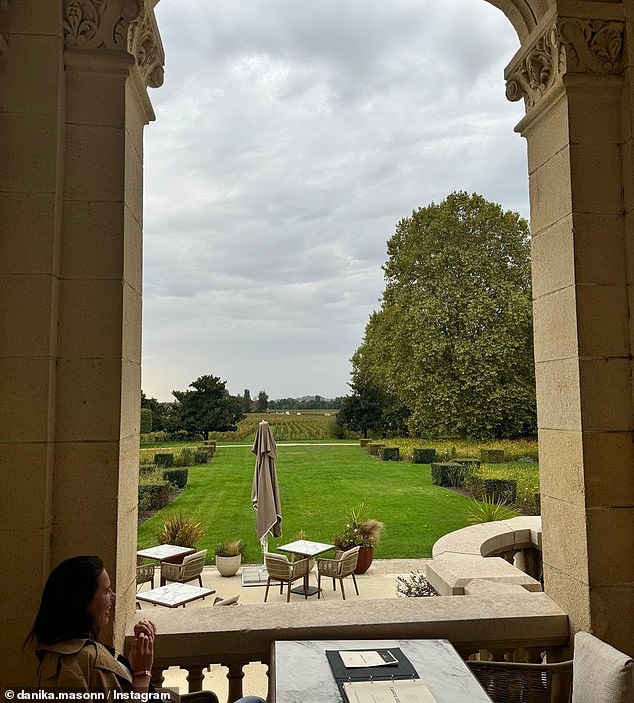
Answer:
(339, 650, 399, 668)
(342, 679, 437, 703)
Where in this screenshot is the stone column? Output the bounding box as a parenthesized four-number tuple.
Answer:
(507, 3, 634, 654)
(0, 0, 163, 684)
(0, 0, 67, 685)
(57, 0, 163, 651)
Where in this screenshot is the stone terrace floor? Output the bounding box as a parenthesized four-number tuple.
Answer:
(139, 559, 429, 700)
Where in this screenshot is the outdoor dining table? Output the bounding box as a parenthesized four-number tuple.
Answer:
(277, 539, 335, 596)
(270, 639, 493, 703)
(136, 582, 215, 608)
(137, 544, 196, 562)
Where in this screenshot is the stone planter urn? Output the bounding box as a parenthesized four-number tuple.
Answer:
(354, 545, 374, 575)
(215, 554, 241, 577)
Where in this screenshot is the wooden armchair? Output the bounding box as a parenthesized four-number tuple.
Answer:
(160, 549, 207, 587)
(467, 631, 633, 703)
(263, 552, 310, 602)
(316, 546, 360, 600)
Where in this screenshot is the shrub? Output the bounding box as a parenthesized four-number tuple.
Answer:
(138, 473, 171, 511)
(162, 468, 188, 489)
(140, 408, 152, 434)
(360, 438, 371, 448)
(455, 458, 481, 470)
(194, 451, 209, 464)
(469, 476, 517, 503)
(178, 447, 195, 467)
(380, 447, 400, 461)
(466, 496, 519, 524)
(396, 571, 438, 597)
(412, 448, 436, 464)
(481, 449, 505, 463)
(367, 443, 385, 456)
(154, 453, 173, 468)
(215, 539, 243, 557)
(157, 512, 204, 547)
(430, 462, 476, 488)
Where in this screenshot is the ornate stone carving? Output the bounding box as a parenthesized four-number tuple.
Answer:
(63, 0, 143, 51)
(128, 6, 164, 88)
(506, 17, 624, 109)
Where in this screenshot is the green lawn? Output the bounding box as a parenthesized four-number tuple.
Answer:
(137, 444, 480, 563)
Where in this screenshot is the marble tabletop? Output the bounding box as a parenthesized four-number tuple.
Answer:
(271, 639, 493, 703)
(136, 582, 215, 608)
(277, 540, 335, 557)
(137, 544, 196, 561)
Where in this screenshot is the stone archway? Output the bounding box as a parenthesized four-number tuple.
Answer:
(1, 0, 634, 686)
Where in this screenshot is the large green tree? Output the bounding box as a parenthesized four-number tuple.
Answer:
(172, 375, 244, 438)
(356, 191, 536, 439)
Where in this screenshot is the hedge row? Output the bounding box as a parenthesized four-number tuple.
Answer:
(430, 462, 478, 488)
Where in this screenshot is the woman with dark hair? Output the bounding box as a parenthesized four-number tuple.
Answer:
(26, 556, 155, 692)
(28, 556, 265, 703)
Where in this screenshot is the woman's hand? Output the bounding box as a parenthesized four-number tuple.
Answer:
(133, 619, 156, 640)
(128, 630, 154, 692)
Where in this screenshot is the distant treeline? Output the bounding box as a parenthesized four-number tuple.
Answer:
(268, 395, 343, 411)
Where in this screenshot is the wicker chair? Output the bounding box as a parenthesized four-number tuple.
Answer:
(467, 631, 634, 703)
(316, 546, 360, 600)
(136, 563, 155, 592)
(263, 552, 310, 602)
(160, 549, 207, 588)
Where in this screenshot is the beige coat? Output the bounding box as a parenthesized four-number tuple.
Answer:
(36, 638, 134, 691)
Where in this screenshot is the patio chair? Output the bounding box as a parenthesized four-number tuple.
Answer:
(263, 552, 310, 602)
(316, 546, 360, 600)
(466, 631, 633, 703)
(160, 549, 207, 588)
(136, 563, 155, 592)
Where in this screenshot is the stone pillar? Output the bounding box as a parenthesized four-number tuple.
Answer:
(507, 3, 634, 654)
(0, 0, 163, 684)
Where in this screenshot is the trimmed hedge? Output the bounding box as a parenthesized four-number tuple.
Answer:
(431, 462, 477, 488)
(367, 443, 385, 456)
(162, 468, 189, 489)
(412, 448, 436, 464)
(154, 453, 174, 468)
(469, 476, 517, 503)
(194, 451, 209, 465)
(138, 480, 171, 511)
(455, 458, 481, 470)
(480, 449, 505, 463)
(380, 447, 400, 462)
(139, 463, 157, 476)
(360, 439, 371, 448)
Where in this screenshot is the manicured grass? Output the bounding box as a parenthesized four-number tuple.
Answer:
(137, 444, 479, 563)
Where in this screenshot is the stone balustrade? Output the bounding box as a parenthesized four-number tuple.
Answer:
(129, 585, 567, 701)
(426, 516, 543, 595)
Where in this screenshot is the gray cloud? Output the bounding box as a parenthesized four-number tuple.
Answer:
(142, 0, 527, 401)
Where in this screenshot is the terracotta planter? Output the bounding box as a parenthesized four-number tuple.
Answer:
(354, 545, 374, 574)
(215, 554, 241, 577)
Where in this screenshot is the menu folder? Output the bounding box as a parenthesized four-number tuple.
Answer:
(326, 648, 419, 701)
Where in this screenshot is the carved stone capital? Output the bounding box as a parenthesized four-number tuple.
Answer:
(128, 5, 164, 88)
(506, 17, 624, 110)
(63, 0, 143, 51)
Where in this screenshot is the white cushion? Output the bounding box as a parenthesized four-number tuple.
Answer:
(572, 632, 634, 703)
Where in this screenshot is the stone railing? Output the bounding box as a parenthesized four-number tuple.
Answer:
(425, 516, 543, 595)
(129, 583, 567, 701)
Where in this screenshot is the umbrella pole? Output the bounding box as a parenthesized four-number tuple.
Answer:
(260, 534, 268, 559)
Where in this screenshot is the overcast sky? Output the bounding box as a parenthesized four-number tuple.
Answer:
(141, 0, 528, 402)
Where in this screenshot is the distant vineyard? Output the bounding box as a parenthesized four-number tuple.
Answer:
(209, 411, 343, 442)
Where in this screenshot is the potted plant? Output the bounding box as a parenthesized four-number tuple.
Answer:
(157, 512, 205, 563)
(215, 539, 243, 577)
(333, 503, 384, 575)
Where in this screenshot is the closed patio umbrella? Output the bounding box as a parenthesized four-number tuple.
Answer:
(251, 420, 282, 555)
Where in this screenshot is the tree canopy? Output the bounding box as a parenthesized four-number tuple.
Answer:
(353, 191, 536, 439)
(172, 375, 244, 438)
